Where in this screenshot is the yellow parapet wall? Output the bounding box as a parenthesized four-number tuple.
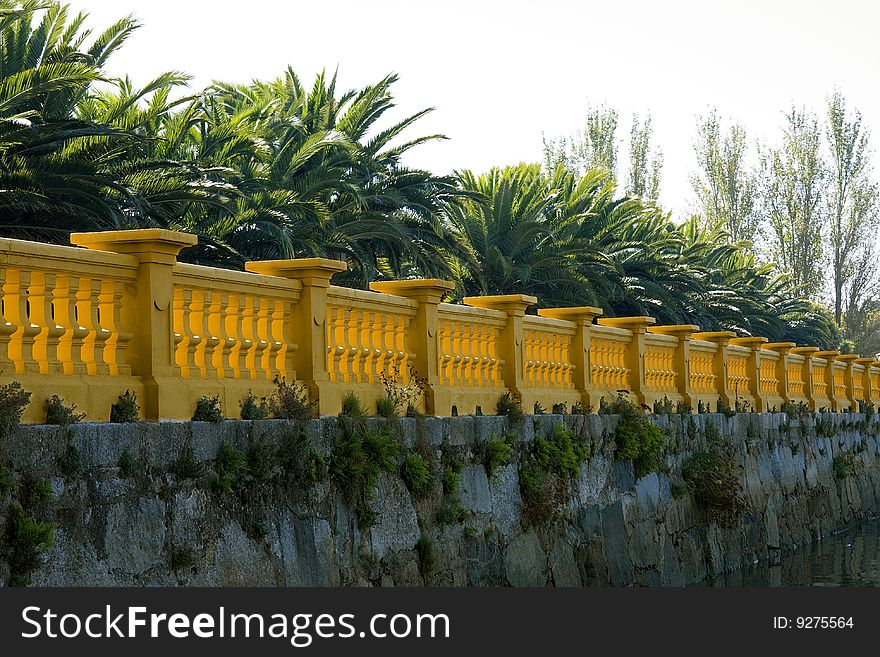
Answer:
(1, 230, 879, 422)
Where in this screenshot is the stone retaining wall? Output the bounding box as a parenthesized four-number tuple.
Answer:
(1, 412, 878, 586)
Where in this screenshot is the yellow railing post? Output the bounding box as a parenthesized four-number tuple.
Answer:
(369, 279, 456, 415)
(835, 354, 859, 411)
(814, 350, 840, 411)
(245, 258, 347, 417)
(647, 325, 700, 411)
(730, 336, 769, 411)
(596, 316, 656, 407)
(538, 306, 604, 411)
(692, 331, 736, 411)
(70, 229, 197, 420)
(463, 294, 537, 409)
(765, 342, 796, 405)
(865, 360, 880, 404)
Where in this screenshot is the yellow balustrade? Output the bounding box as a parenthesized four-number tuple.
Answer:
(852, 361, 866, 405)
(589, 325, 632, 406)
(855, 358, 880, 404)
(692, 331, 736, 410)
(785, 353, 808, 404)
(1, 236, 142, 422)
(688, 340, 720, 409)
(3, 230, 880, 422)
(758, 351, 782, 409)
(728, 337, 766, 411)
(436, 306, 504, 387)
(646, 325, 699, 409)
(726, 345, 753, 409)
(368, 279, 454, 416)
(832, 361, 847, 408)
(596, 316, 655, 407)
(520, 315, 579, 412)
(810, 354, 834, 410)
(643, 333, 680, 403)
(460, 295, 537, 414)
(537, 306, 604, 410)
(763, 342, 795, 410)
(834, 354, 858, 411)
(322, 286, 417, 415)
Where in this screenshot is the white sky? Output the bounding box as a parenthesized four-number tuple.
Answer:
(65, 0, 880, 218)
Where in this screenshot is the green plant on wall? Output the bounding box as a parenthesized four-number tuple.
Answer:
(476, 434, 517, 477)
(330, 408, 401, 529)
(279, 430, 326, 488)
(611, 397, 665, 478)
(4, 503, 56, 586)
(376, 395, 399, 420)
(3, 473, 57, 586)
(415, 532, 435, 578)
(653, 396, 674, 415)
(401, 452, 431, 498)
(0, 382, 31, 441)
(239, 391, 270, 420)
(496, 392, 524, 425)
(269, 377, 315, 421)
(44, 395, 85, 425)
(518, 423, 589, 527)
(437, 445, 465, 525)
(117, 449, 139, 479)
(832, 452, 857, 480)
(58, 442, 81, 479)
(171, 443, 205, 480)
(192, 395, 223, 422)
(110, 390, 139, 423)
(816, 417, 835, 437)
(379, 365, 427, 417)
(213, 441, 247, 494)
(681, 446, 746, 526)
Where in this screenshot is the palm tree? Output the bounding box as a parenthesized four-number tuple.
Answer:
(0, 1, 233, 243)
(446, 164, 607, 306)
(151, 68, 467, 280)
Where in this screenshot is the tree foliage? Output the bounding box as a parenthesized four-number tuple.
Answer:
(824, 91, 879, 328)
(762, 106, 827, 298)
(543, 103, 619, 180)
(691, 109, 758, 243)
(628, 113, 662, 200)
(0, 2, 851, 354)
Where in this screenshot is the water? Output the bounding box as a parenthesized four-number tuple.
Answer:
(707, 519, 880, 586)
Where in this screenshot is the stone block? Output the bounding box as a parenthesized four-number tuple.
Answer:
(445, 416, 473, 446)
(368, 474, 420, 560)
(489, 463, 521, 536)
(104, 496, 166, 574)
(473, 415, 508, 443)
(600, 500, 634, 586)
(549, 539, 581, 586)
(458, 464, 492, 514)
(503, 531, 548, 586)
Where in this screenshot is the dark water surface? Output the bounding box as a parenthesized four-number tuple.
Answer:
(704, 518, 880, 586)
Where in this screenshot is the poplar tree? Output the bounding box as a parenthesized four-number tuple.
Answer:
(824, 91, 880, 327)
(691, 109, 758, 242)
(762, 107, 826, 297)
(627, 113, 663, 200)
(543, 104, 619, 179)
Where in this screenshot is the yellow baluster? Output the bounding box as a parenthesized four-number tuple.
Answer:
(29, 271, 64, 374)
(100, 279, 131, 376)
(54, 273, 87, 375)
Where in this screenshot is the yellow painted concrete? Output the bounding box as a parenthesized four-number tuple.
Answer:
(2, 230, 879, 421)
